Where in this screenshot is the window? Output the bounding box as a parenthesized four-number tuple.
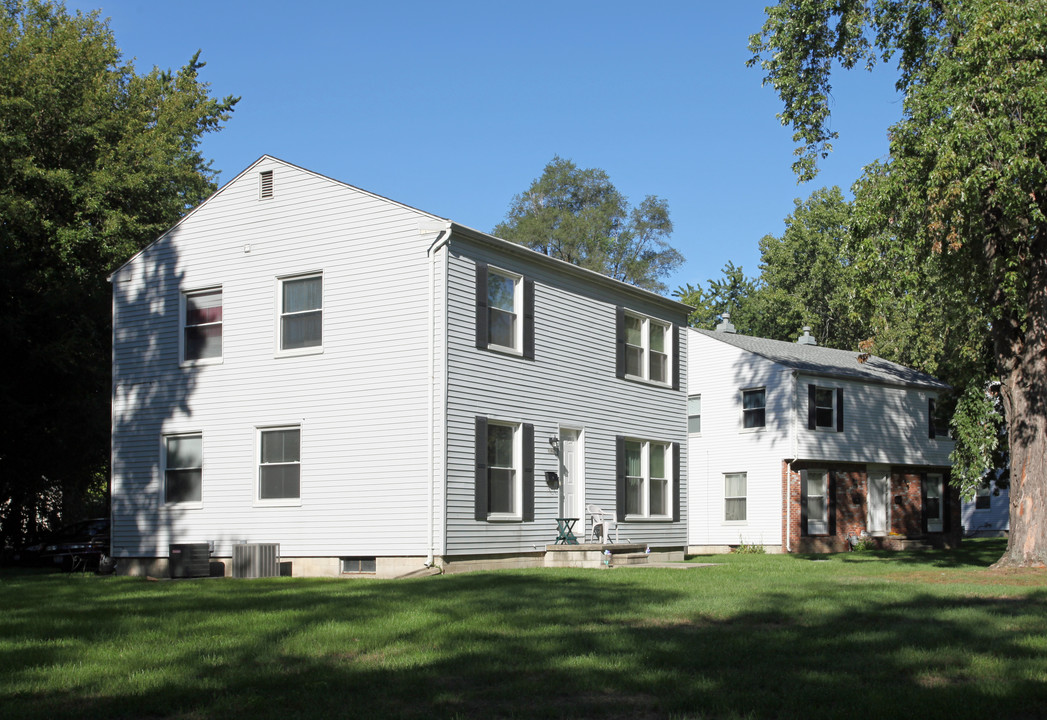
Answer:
(623, 440, 671, 518)
(475, 264, 535, 358)
(805, 470, 829, 534)
(279, 274, 322, 352)
(975, 483, 991, 510)
(487, 422, 518, 516)
(724, 472, 746, 522)
(929, 398, 950, 439)
(474, 417, 535, 521)
(687, 395, 701, 434)
(258, 427, 301, 500)
(340, 557, 376, 574)
(182, 288, 222, 363)
(164, 433, 202, 504)
(619, 310, 673, 385)
(742, 388, 766, 429)
(924, 473, 944, 532)
(807, 385, 844, 431)
(487, 269, 520, 350)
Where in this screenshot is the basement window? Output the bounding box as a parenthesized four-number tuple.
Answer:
(341, 557, 376, 574)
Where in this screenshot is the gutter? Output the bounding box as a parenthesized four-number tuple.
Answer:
(787, 368, 799, 552)
(425, 223, 453, 568)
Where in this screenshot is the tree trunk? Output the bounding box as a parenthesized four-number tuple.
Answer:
(991, 236, 1047, 569)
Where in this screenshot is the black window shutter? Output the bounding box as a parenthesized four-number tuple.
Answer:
(920, 472, 929, 533)
(523, 278, 535, 360)
(615, 306, 626, 378)
(799, 469, 809, 536)
(827, 471, 837, 535)
(671, 325, 680, 391)
(522, 423, 535, 521)
(475, 262, 488, 349)
(615, 436, 627, 520)
(928, 399, 936, 439)
(807, 385, 817, 429)
(672, 441, 681, 522)
(474, 417, 488, 520)
(836, 388, 845, 432)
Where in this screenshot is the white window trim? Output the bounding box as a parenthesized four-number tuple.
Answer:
(926, 472, 944, 532)
(814, 386, 838, 431)
(807, 469, 829, 534)
(624, 438, 672, 520)
(974, 482, 992, 510)
(179, 287, 223, 367)
(275, 272, 324, 358)
(486, 419, 522, 521)
(740, 387, 767, 433)
(623, 312, 672, 386)
(723, 472, 747, 524)
(161, 431, 203, 509)
(485, 267, 523, 356)
(255, 424, 303, 507)
(687, 394, 702, 435)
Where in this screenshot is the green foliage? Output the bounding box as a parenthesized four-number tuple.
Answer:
(950, 381, 1007, 500)
(733, 541, 767, 554)
(0, 0, 237, 546)
(674, 261, 759, 330)
(493, 156, 684, 292)
(751, 0, 1047, 564)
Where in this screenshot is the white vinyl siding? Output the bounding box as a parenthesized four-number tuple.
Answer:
(111, 158, 442, 559)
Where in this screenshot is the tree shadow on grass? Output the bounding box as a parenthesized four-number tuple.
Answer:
(2, 568, 1046, 720)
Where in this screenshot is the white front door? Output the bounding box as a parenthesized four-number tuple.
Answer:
(559, 429, 583, 525)
(867, 465, 889, 535)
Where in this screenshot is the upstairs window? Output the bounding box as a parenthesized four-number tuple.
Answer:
(279, 274, 322, 353)
(929, 398, 951, 439)
(475, 263, 534, 359)
(488, 270, 520, 351)
(808, 385, 844, 432)
(182, 288, 222, 364)
(164, 433, 202, 504)
(618, 309, 674, 386)
(742, 388, 766, 429)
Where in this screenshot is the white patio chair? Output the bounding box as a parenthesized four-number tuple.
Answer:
(586, 503, 619, 544)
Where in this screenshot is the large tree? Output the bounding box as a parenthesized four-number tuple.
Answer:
(493, 156, 684, 292)
(0, 0, 237, 549)
(750, 0, 1047, 566)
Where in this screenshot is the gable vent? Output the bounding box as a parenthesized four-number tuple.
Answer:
(259, 170, 274, 199)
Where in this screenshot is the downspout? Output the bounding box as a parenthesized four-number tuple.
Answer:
(787, 368, 799, 552)
(426, 223, 453, 568)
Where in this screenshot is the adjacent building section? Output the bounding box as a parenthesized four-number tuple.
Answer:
(687, 322, 960, 554)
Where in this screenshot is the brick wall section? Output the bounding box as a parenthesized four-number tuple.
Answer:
(783, 461, 961, 553)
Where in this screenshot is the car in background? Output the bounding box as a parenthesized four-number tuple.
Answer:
(17, 518, 110, 571)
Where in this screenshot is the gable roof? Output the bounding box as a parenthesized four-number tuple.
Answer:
(108, 155, 691, 314)
(692, 328, 950, 390)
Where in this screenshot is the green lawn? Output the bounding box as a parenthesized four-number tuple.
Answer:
(2, 539, 1045, 719)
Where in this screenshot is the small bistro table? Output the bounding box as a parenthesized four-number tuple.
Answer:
(555, 517, 580, 545)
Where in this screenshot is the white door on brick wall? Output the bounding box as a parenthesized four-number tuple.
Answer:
(868, 465, 889, 535)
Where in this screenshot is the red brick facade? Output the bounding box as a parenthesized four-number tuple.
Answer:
(782, 461, 962, 553)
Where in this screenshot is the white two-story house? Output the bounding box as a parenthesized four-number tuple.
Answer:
(687, 321, 959, 553)
(109, 156, 689, 577)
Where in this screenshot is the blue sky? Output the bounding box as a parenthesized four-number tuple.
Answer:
(66, 0, 904, 295)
